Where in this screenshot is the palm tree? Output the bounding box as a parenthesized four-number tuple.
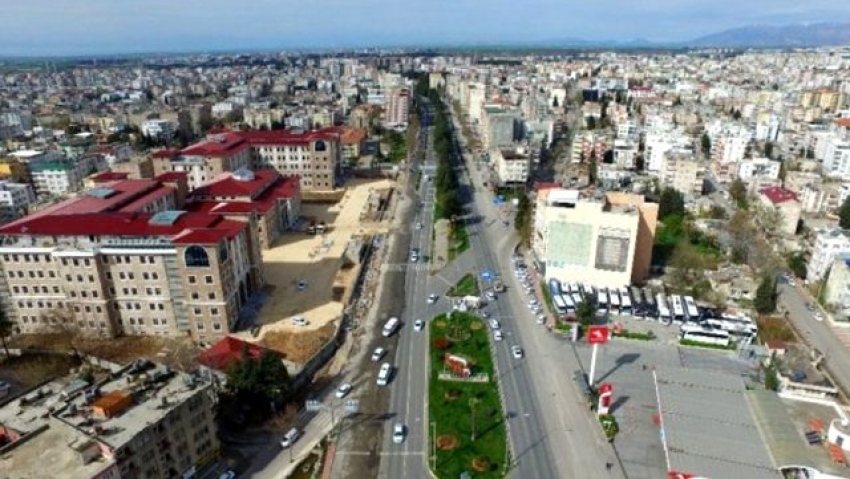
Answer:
(0, 307, 15, 357)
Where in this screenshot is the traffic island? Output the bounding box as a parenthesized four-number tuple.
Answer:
(428, 312, 508, 478)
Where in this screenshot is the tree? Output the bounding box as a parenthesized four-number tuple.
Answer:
(514, 194, 532, 247)
(226, 345, 291, 417)
(729, 178, 748, 209)
(707, 205, 727, 220)
(764, 141, 774, 159)
(754, 275, 777, 315)
(576, 293, 598, 325)
(658, 187, 685, 220)
(589, 158, 598, 185)
(669, 242, 708, 288)
(839, 196, 850, 229)
(0, 307, 14, 357)
(787, 252, 807, 279)
(700, 133, 711, 156)
(733, 109, 742, 120)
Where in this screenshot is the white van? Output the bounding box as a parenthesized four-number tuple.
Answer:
(377, 363, 392, 386)
(382, 317, 400, 337)
(280, 427, 300, 448)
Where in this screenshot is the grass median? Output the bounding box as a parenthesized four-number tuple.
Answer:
(448, 273, 479, 297)
(429, 312, 508, 478)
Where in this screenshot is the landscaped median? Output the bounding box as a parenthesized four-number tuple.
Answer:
(429, 312, 508, 478)
(447, 273, 479, 297)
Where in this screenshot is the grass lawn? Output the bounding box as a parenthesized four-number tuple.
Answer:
(448, 273, 479, 297)
(448, 222, 470, 260)
(429, 312, 508, 479)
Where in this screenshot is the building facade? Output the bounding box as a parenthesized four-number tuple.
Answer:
(493, 147, 531, 186)
(808, 228, 850, 281)
(383, 87, 411, 129)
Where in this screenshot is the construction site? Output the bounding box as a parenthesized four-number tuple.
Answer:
(244, 178, 398, 364)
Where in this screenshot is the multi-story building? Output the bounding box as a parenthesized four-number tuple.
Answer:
(824, 256, 850, 312)
(612, 140, 637, 170)
(481, 105, 519, 151)
(241, 129, 341, 191)
(0, 174, 264, 340)
(711, 134, 749, 184)
(821, 139, 850, 178)
(29, 156, 98, 198)
(0, 359, 219, 479)
(531, 188, 658, 288)
(493, 147, 531, 186)
(141, 119, 175, 140)
(660, 150, 704, 197)
(808, 227, 850, 281)
(757, 186, 801, 237)
(737, 157, 781, 183)
(383, 87, 410, 129)
(0, 180, 35, 222)
(644, 132, 675, 172)
(152, 132, 252, 190)
(799, 182, 842, 215)
(187, 168, 301, 250)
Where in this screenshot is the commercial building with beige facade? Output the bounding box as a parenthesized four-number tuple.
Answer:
(0, 173, 266, 341)
(531, 188, 657, 288)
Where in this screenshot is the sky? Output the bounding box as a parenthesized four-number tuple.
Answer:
(2, 0, 850, 56)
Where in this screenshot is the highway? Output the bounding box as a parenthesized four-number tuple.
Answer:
(450, 103, 626, 479)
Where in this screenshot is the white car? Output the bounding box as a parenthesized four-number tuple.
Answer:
(536, 313, 547, 324)
(415, 222, 423, 230)
(480, 310, 491, 319)
(485, 291, 496, 301)
(528, 299, 540, 308)
(530, 306, 543, 314)
(511, 346, 524, 359)
(414, 319, 425, 331)
(336, 383, 353, 399)
(291, 317, 309, 327)
(371, 347, 386, 362)
(393, 423, 406, 444)
(494, 330, 504, 341)
(427, 294, 438, 304)
(489, 319, 501, 330)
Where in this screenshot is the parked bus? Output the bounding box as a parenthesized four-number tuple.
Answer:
(656, 293, 671, 324)
(609, 289, 621, 315)
(630, 286, 644, 316)
(683, 296, 699, 322)
(619, 287, 632, 316)
(571, 292, 583, 307)
(568, 282, 580, 294)
(703, 314, 758, 342)
(680, 324, 731, 347)
(643, 288, 657, 318)
(670, 295, 685, 324)
(562, 294, 576, 312)
(552, 294, 568, 315)
(597, 289, 609, 315)
(548, 278, 563, 297)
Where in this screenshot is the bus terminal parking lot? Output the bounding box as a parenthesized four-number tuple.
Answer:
(573, 336, 758, 479)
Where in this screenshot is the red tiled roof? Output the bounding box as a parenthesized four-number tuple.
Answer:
(181, 132, 250, 157)
(191, 169, 279, 199)
(155, 171, 188, 183)
(834, 118, 850, 128)
(186, 174, 300, 215)
(117, 185, 175, 213)
(0, 211, 246, 245)
(197, 336, 280, 372)
(42, 180, 165, 215)
(759, 186, 798, 205)
(151, 149, 181, 159)
(237, 128, 338, 146)
(89, 171, 130, 183)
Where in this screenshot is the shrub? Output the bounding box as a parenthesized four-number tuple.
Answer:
(433, 337, 452, 350)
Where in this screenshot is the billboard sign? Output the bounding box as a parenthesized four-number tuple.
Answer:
(587, 326, 610, 344)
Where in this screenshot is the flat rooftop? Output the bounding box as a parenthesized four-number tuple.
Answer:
(0, 422, 116, 478)
(654, 368, 780, 479)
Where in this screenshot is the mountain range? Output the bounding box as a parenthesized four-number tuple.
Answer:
(540, 22, 850, 49)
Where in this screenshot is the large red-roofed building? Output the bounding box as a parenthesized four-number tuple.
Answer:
(757, 186, 801, 236)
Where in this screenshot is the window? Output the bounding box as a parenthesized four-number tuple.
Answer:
(88, 275, 94, 282)
(147, 256, 154, 264)
(211, 308, 219, 316)
(191, 292, 199, 300)
(73, 259, 78, 267)
(119, 272, 126, 280)
(188, 276, 196, 284)
(196, 322, 204, 330)
(37, 271, 43, 278)
(53, 286, 60, 293)
(193, 307, 201, 315)
(49, 271, 56, 278)
(28, 271, 34, 278)
(152, 273, 158, 280)
(205, 276, 213, 284)
(106, 272, 112, 280)
(84, 259, 90, 267)
(96, 306, 102, 313)
(208, 292, 215, 300)
(142, 272, 149, 280)
(184, 246, 210, 267)
(158, 304, 164, 310)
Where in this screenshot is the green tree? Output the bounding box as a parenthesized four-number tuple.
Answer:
(514, 194, 532, 247)
(729, 178, 748, 209)
(787, 252, 807, 279)
(226, 345, 291, 415)
(658, 187, 685, 220)
(576, 292, 598, 325)
(839, 196, 850, 229)
(754, 276, 777, 315)
(701, 133, 712, 156)
(0, 307, 14, 357)
(707, 205, 727, 220)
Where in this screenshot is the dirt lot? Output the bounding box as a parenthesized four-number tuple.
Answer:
(0, 353, 79, 395)
(252, 179, 395, 340)
(259, 323, 338, 364)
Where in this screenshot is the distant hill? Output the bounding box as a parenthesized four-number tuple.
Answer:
(687, 22, 850, 48)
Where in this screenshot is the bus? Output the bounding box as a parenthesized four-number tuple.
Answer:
(643, 288, 657, 318)
(619, 287, 632, 316)
(656, 293, 671, 324)
(680, 324, 731, 347)
(568, 283, 580, 294)
(571, 291, 584, 307)
(630, 286, 644, 316)
(683, 296, 699, 322)
(609, 289, 621, 315)
(597, 289, 609, 315)
(552, 294, 568, 315)
(548, 279, 563, 297)
(670, 295, 685, 324)
(703, 314, 758, 342)
(562, 294, 576, 313)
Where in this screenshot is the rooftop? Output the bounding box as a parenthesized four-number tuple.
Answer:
(180, 132, 250, 157)
(654, 368, 779, 479)
(197, 336, 281, 372)
(759, 186, 799, 205)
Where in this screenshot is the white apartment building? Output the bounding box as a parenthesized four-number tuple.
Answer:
(141, 119, 175, 140)
(466, 83, 486, 124)
(493, 147, 531, 185)
(660, 151, 705, 197)
(617, 120, 639, 140)
(531, 189, 658, 288)
(0, 181, 35, 221)
(808, 227, 850, 281)
(821, 138, 850, 178)
(737, 157, 781, 183)
(644, 132, 676, 172)
(612, 140, 637, 169)
(383, 87, 410, 129)
(29, 157, 96, 198)
(711, 134, 749, 183)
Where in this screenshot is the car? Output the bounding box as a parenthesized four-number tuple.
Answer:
(414, 319, 425, 331)
(415, 222, 423, 230)
(511, 346, 524, 359)
(528, 298, 540, 308)
(489, 319, 501, 330)
(427, 294, 438, 304)
(291, 316, 309, 327)
(480, 309, 491, 319)
(280, 427, 301, 448)
(494, 330, 504, 341)
(393, 423, 406, 444)
(536, 313, 547, 324)
(806, 303, 816, 312)
(530, 306, 543, 314)
(219, 471, 236, 479)
(371, 347, 386, 362)
(336, 383, 353, 398)
(377, 363, 392, 386)
(485, 290, 496, 301)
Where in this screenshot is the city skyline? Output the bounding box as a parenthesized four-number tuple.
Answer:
(3, 0, 850, 56)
